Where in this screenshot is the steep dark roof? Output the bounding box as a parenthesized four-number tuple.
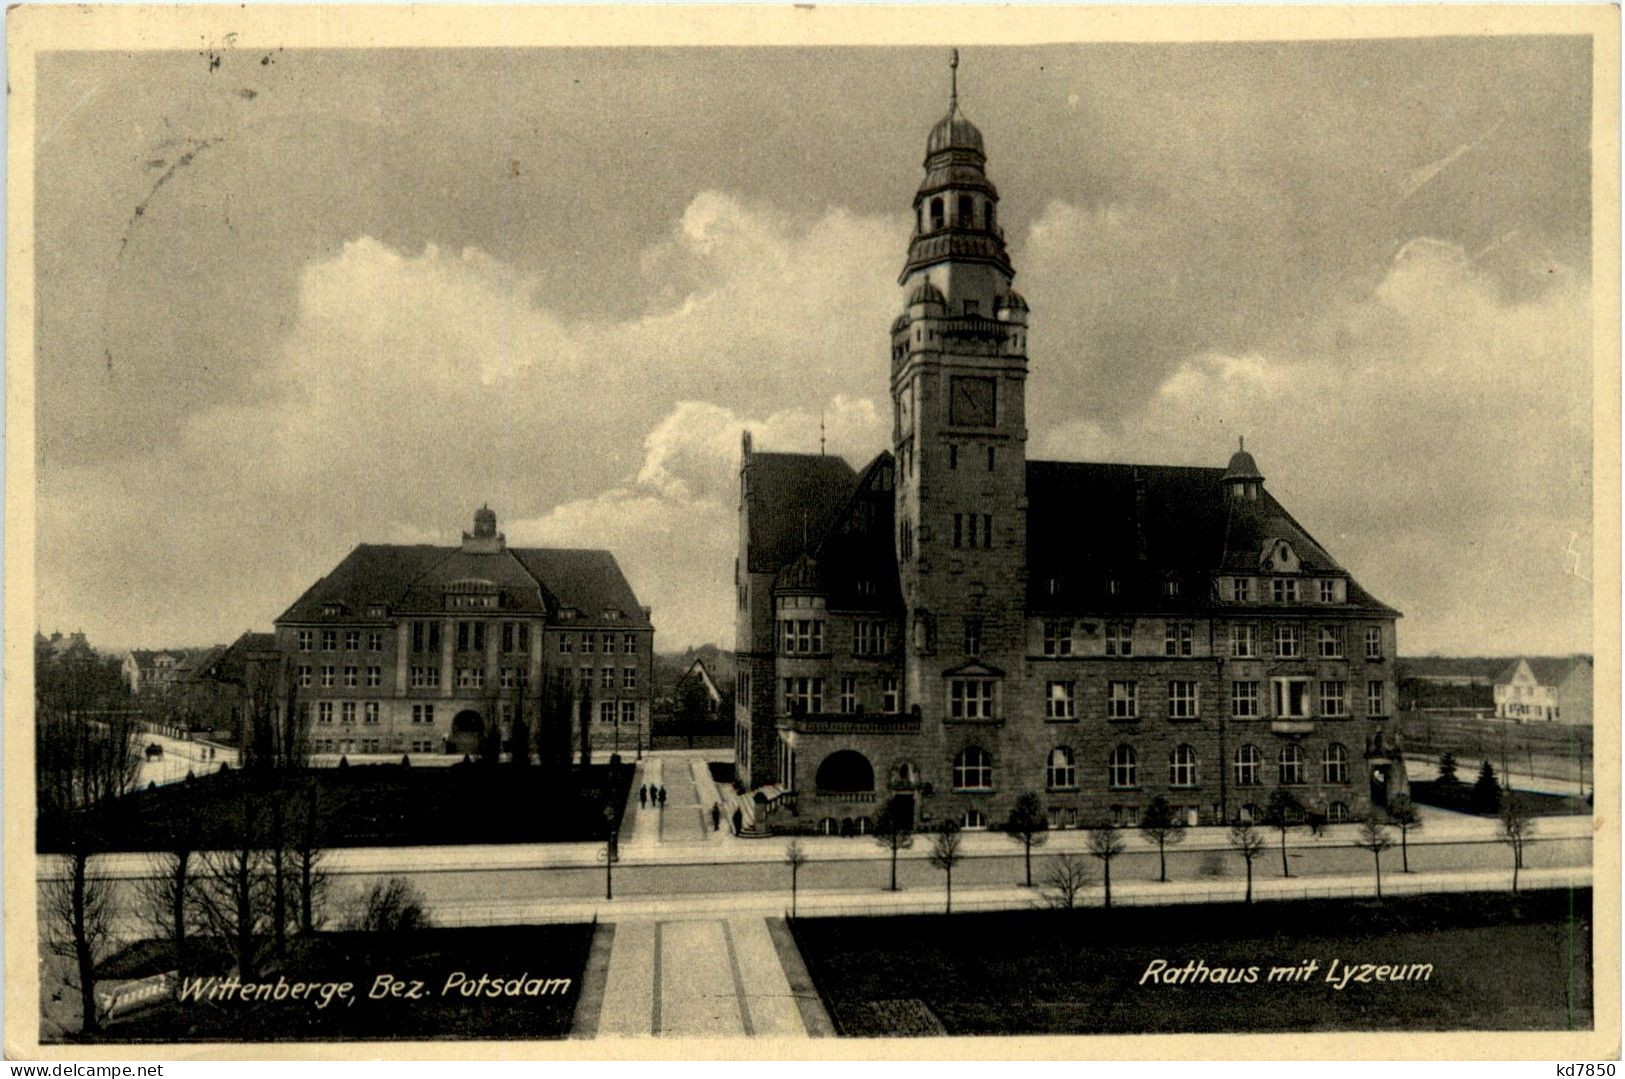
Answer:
(743, 452, 858, 573)
(206, 632, 279, 684)
(809, 452, 903, 613)
(1023, 459, 1396, 615)
(1496, 655, 1593, 686)
(276, 544, 651, 628)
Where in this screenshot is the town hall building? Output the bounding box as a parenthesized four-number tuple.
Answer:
(734, 56, 1406, 834)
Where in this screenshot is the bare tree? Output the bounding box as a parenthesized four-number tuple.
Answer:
(784, 839, 809, 919)
(1264, 789, 1302, 878)
(871, 796, 915, 892)
(291, 780, 330, 934)
(927, 822, 964, 914)
(1138, 796, 1187, 883)
(1385, 795, 1422, 873)
(1227, 821, 1267, 903)
(1085, 822, 1126, 909)
(43, 840, 116, 1035)
(1002, 792, 1048, 887)
(136, 818, 201, 974)
(1498, 794, 1536, 893)
(350, 877, 433, 934)
(1354, 817, 1397, 899)
(1040, 853, 1095, 911)
(194, 792, 274, 979)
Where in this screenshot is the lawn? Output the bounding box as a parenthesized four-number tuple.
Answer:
(60, 923, 595, 1043)
(1409, 779, 1591, 817)
(789, 889, 1592, 1036)
(38, 761, 632, 852)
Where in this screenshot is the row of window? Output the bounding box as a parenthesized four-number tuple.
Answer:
(298, 629, 387, 654)
(1042, 620, 1384, 660)
(1086, 677, 1385, 720)
(299, 665, 384, 688)
(394, 623, 639, 656)
(559, 632, 640, 655)
(307, 701, 382, 725)
(595, 701, 642, 726)
(948, 742, 1356, 793)
(1219, 577, 1348, 605)
(783, 676, 902, 715)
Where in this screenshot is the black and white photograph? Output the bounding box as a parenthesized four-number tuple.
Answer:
(6, 5, 1617, 1060)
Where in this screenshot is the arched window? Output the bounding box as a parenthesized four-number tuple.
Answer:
(1108, 745, 1138, 789)
(1234, 744, 1262, 787)
(815, 750, 875, 793)
(1323, 743, 1350, 784)
(1046, 746, 1077, 790)
(957, 193, 974, 223)
(819, 817, 839, 835)
(930, 197, 945, 230)
(962, 808, 988, 829)
(1328, 801, 1350, 823)
(952, 746, 992, 790)
(1169, 744, 1198, 788)
(1279, 744, 1305, 785)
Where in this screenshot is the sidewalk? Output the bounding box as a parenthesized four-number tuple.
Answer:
(433, 864, 1595, 928)
(69, 803, 1595, 879)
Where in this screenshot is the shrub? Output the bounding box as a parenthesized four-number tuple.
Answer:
(350, 877, 433, 934)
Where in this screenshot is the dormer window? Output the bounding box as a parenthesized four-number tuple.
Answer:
(367, 604, 387, 619)
(445, 579, 499, 610)
(1164, 576, 1182, 598)
(321, 603, 342, 618)
(602, 609, 623, 621)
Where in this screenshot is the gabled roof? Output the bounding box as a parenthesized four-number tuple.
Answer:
(1024, 459, 1394, 614)
(276, 544, 651, 629)
(676, 658, 723, 703)
(807, 452, 903, 613)
(1496, 655, 1593, 686)
(742, 452, 858, 574)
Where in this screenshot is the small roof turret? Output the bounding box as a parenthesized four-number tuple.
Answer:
(1221, 437, 1264, 484)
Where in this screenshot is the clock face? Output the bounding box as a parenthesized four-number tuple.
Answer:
(949, 376, 997, 427)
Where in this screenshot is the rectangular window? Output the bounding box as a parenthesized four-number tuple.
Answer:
(781, 619, 825, 654)
(368, 631, 384, 652)
(1105, 621, 1134, 656)
(1318, 625, 1345, 658)
(600, 667, 615, 690)
(340, 701, 356, 725)
(298, 630, 313, 653)
(1365, 627, 1383, 660)
(580, 633, 594, 655)
(839, 676, 857, 714)
(601, 634, 615, 654)
(321, 629, 337, 651)
(456, 668, 484, 690)
(1272, 578, 1301, 604)
(1274, 623, 1301, 658)
(500, 667, 519, 689)
(1319, 680, 1348, 716)
(456, 621, 487, 653)
(948, 444, 959, 470)
(951, 513, 995, 549)
(948, 678, 996, 720)
(1229, 623, 1257, 658)
(881, 675, 899, 714)
(963, 617, 982, 657)
(559, 633, 574, 654)
(1108, 680, 1138, 719)
(410, 666, 440, 689)
(1319, 579, 1337, 603)
(318, 701, 333, 724)
(364, 701, 379, 725)
(1227, 577, 1255, 602)
(344, 630, 360, 651)
(783, 677, 823, 715)
(600, 701, 617, 726)
(411, 621, 441, 654)
(1164, 622, 1194, 657)
(299, 665, 312, 688)
(623, 633, 637, 654)
(1045, 681, 1075, 720)
(343, 666, 358, 688)
(623, 667, 637, 690)
(366, 665, 382, 687)
(1168, 681, 1200, 719)
(1042, 620, 1073, 656)
(502, 623, 515, 653)
(1272, 677, 1311, 718)
(1367, 680, 1386, 716)
(854, 620, 889, 656)
(412, 704, 435, 725)
(621, 701, 637, 726)
(320, 666, 335, 688)
(578, 666, 592, 688)
(1231, 681, 1260, 718)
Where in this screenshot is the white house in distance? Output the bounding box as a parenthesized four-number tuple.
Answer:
(1493, 656, 1593, 726)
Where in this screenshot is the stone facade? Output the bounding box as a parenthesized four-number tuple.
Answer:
(735, 62, 1405, 834)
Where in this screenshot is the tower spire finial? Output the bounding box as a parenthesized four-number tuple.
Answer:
(949, 48, 959, 112)
(1239, 435, 1245, 452)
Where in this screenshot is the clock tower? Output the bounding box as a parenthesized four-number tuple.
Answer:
(891, 50, 1030, 721)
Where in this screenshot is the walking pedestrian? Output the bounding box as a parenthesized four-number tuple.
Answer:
(658, 786, 668, 807)
(639, 784, 648, 808)
(731, 807, 743, 836)
(711, 803, 721, 832)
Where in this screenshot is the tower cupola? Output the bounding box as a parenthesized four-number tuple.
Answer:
(1222, 438, 1265, 501)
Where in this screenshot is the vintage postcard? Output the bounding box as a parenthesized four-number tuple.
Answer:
(5, 4, 1618, 1061)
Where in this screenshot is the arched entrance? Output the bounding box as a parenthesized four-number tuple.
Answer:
(450, 709, 484, 756)
(815, 750, 875, 793)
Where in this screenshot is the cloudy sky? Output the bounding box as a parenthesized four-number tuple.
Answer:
(33, 38, 1594, 656)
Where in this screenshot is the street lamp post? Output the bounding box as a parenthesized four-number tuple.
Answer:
(602, 804, 618, 900)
